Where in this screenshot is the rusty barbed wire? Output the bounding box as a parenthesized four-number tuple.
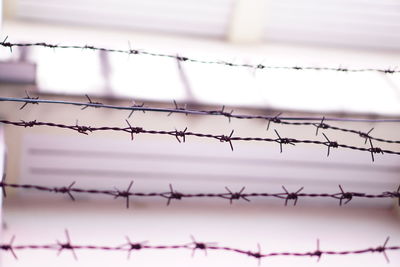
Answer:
(1, 232, 398, 263)
(0, 119, 399, 161)
(0, 181, 399, 207)
(1, 39, 399, 74)
(1, 96, 400, 146)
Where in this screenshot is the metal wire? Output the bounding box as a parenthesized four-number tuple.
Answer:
(1, 39, 399, 74)
(4, 96, 400, 123)
(0, 119, 398, 161)
(1, 181, 399, 208)
(0, 231, 396, 263)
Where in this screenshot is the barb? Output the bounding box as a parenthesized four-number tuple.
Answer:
(113, 181, 134, 208)
(223, 186, 250, 204)
(281, 186, 304, 206)
(338, 185, 353, 206)
(57, 230, 78, 260)
(274, 130, 296, 153)
(267, 113, 282, 131)
(81, 95, 102, 110)
(368, 138, 384, 162)
(212, 106, 234, 123)
(218, 130, 235, 151)
(313, 239, 322, 262)
(188, 236, 217, 257)
(1, 119, 399, 160)
(167, 100, 187, 117)
(2, 235, 400, 262)
(1, 41, 399, 74)
(322, 133, 338, 157)
(2, 96, 398, 144)
(247, 243, 263, 266)
(163, 184, 183, 206)
(1, 181, 399, 206)
(174, 127, 188, 143)
(1, 235, 17, 259)
(315, 117, 329, 136)
(127, 101, 145, 119)
(54, 181, 76, 201)
(19, 91, 39, 110)
(360, 128, 374, 144)
(376, 237, 391, 263)
(121, 237, 147, 259)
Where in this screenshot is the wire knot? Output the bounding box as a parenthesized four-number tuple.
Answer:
(74, 123, 92, 135)
(374, 237, 390, 263)
(336, 67, 348, 72)
(167, 100, 188, 116)
(218, 106, 234, 123)
(57, 230, 77, 260)
(337, 185, 353, 205)
(314, 117, 330, 136)
(127, 101, 146, 118)
(130, 243, 142, 250)
(359, 128, 374, 144)
(218, 130, 234, 151)
(0, 236, 17, 259)
(267, 113, 282, 130)
(189, 236, 216, 257)
(367, 138, 383, 162)
(274, 130, 295, 153)
(223, 186, 250, 204)
(1, 36, 13, 52)
(125, 120, 143, 140)
(122, 237, 147, 259)
(282, 186, 303, 206)
(113, 181, 134, 208)
(53, 182, 76, 201)
(322, 133, 338, 157)
(312, 239, 322, 262)
(174, 127, 187, 143)
(20, 91, 39, 110)
(21, 120, 36, 128)
(176, 56, 188, 61)
(84, 45, 95, 50)
(383, 69, 395, 74)
(163, 184, 183, 206)
(247, 244, 263, 265)
(81, 94, 102, 110)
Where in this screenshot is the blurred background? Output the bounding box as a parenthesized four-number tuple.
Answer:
(0, 0, 400, 266)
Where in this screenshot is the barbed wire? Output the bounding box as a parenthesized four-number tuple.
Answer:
(1, 181, 399, 207)
(0, 38, 399, 74)
(0, 119, 399, 161)
(1, 96, 400, 145)
(1, 230, 397, 263)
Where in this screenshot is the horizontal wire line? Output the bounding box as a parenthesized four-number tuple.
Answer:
(1, 234, 398, 262)
(0, 119, 399, 161)
(0, 182, 399, 207)
(0, 41, 399, 74)
(2, 96, 400, 122)
(1, 96, 400, 145)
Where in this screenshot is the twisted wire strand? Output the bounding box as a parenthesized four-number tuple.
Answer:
(0, 119, 398, 162)
(0, 40, 399, 74)
(1, 182, 399, 207)
(1, 232, 397, 263)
